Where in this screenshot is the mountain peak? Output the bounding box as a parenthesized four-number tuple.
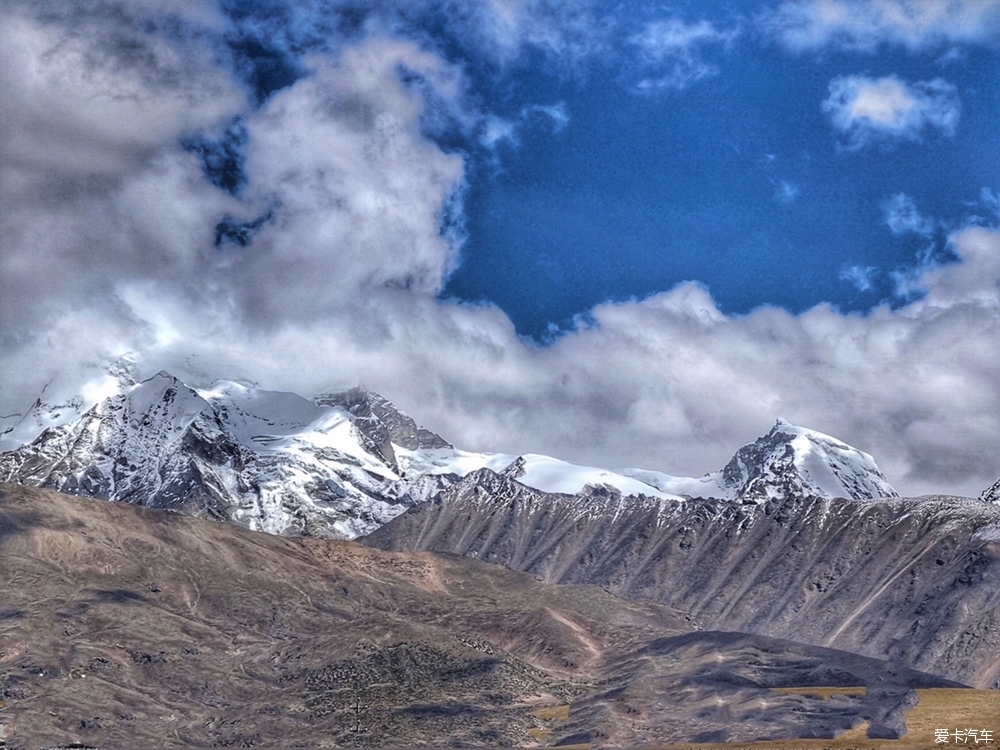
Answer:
(0, 374, 453, 538)
(314, 387, 451, 470)
(721, 420, 898, 503)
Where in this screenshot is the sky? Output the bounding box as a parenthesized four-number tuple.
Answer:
(2, 0, 1000, 496)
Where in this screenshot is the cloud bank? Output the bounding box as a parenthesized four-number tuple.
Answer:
(2, 0, 1000, 499)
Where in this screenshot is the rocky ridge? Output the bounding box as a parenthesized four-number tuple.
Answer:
(364, 469, 1000, 689)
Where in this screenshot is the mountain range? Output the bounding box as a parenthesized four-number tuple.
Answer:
(365, 468, 1000, 690)
(1, 371, 915, 540)
(2, 370, 1000, 747)
(0, 483, 986, 750)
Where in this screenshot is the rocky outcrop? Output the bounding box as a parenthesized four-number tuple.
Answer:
(981, 477, 1000, 504)
(314, 387, 450, 471)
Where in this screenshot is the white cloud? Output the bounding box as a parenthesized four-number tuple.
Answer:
(449, 0, 607, 68)
(480, 116, 520, 149)
(4, 3, 1000, 503)
(883, 193, 935, 235)
(631, 18, 736, 92)
(0, 3, 246, 340)
(765, 0, 1000, 51)
(238, 41, 465, 310)
(478, 103, 568, 150)
(822, 75, 960, 149)
(839, 264, 878, 291)
(0, 8, 243, 182)
(525, 102, 570, 132)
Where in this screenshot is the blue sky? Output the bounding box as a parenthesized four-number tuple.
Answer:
(4, 0, 1000, 495)
(441, 6, 1000, 336)
(180, 0, 1000, 336)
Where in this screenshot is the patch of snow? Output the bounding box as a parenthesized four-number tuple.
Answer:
(508, 454, 686, 500)
(617, 467, 729, 499)
(394, 446, 515, 477)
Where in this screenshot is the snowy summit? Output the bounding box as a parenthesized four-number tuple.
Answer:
(1, 374, 900, 539)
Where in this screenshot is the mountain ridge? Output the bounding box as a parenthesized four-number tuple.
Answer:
(364, 468, 1000, 689)
(0, 371, 911, 541)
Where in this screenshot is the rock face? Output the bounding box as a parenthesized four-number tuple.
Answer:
(981, 477, 1000, 504)
(364, 469, 1000, 689)
(315, 387, 451, 471)
(0, 373, 456, 538)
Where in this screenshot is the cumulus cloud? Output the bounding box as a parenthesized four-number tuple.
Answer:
(4, 0, 1000, 502)
(822, 75, 960, 149)
(235, 42, 466, 315)
(764, 0, 1000, 51)
(631, 17, 736, 92)
(0, 7, 242, 180)
(0, 1, 246, 339)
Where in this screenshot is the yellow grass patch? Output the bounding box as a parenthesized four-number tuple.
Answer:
(598, 688, 1000, 750)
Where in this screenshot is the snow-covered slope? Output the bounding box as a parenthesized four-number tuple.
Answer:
(0, 373, 453, 538)
(0, 372, 903, 539)
(395, 447, 687, 500)
(500, 454, 685, 500)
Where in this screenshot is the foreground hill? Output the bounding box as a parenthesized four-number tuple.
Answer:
(0, 484, 969, 749)
(364, 469, 1000, 690)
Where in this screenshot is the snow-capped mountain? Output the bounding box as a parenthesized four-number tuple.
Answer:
(0, 371, 900, 539)
(0, 373, 463, 538)
(981, 478, 1000, 504)
(619, 419, 898, 503)
(722, 418, 899, 502)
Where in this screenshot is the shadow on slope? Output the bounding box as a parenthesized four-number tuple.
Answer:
(552, 631, 963, 748)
